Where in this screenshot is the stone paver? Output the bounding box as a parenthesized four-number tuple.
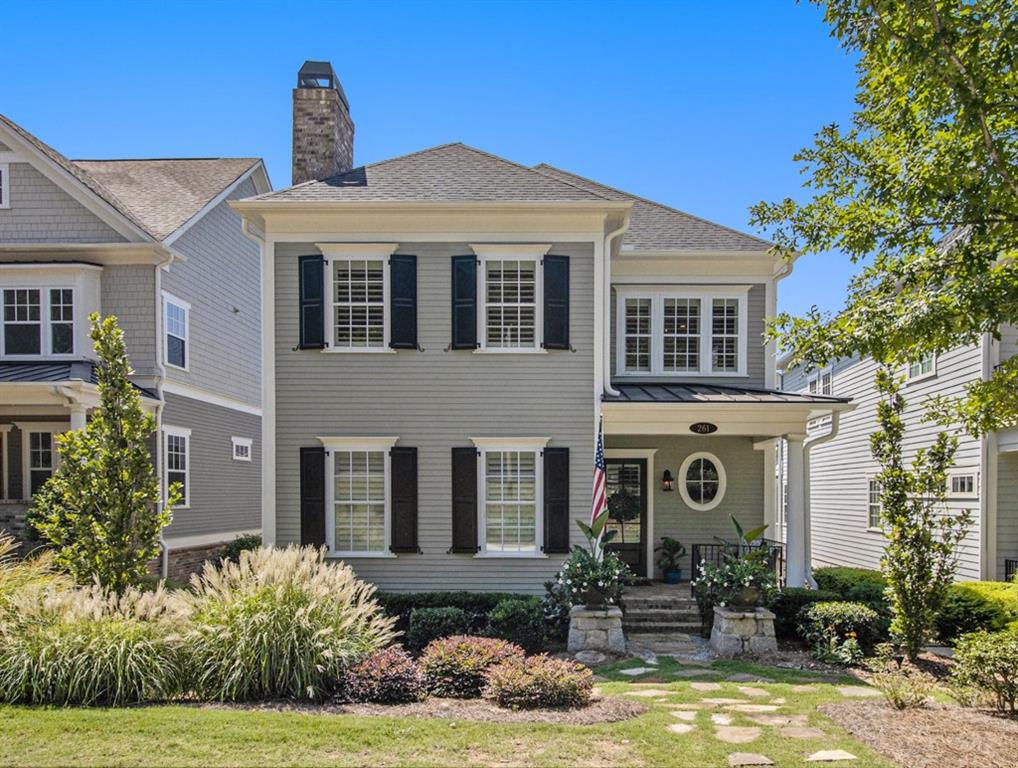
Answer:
(728, 704, 781, 713)
(711, 713, 734, 725)
(790, 684, 817, 694)
(737, 686, 770, 698)
(806, 750, 858, 762)
(726, 673, 774, 683)
(672, 710, 698, 722)
(780, 727, 826, 739)
(667, 723, 696, 735)
(714, 726, 762, 744)
(702, 697, 752, 706)
(836, 686, 880, 698)
(625, 688, 673, 697)
(672, 668, 721, 678)
(690, 682, 723, 692)
(770, 697, 787, 705)
(727, 752, 774, 766)
(620, 666, 655, 676)
(670, 703, 704, 710)
(747, 714, 808, 727)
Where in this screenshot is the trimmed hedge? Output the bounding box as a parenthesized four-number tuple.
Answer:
(346, 646, 426, 704)
(376, 591, 532, 634)
(813, 567, 888, 609)
(487, 598, 546, 653)
(935, 581, 1018, 643)
(799, 600, 882, 653)
(406, 607, 471, 653)
(767, 588, 839, 639)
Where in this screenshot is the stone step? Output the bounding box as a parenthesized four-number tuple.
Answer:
(623, 609, 702, 624)
(622, 621, 703, 634)
(622, 597, 697, 609)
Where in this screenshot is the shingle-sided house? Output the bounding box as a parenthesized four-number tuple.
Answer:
(0, 115, 270, 578)
(778, 331, 1018, 583)
(232, 61, 850, 593)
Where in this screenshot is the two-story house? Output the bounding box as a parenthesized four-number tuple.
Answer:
(233, 61, 850, 593)
(779, 330, 1018, 583)
(0, 114, 270, 579)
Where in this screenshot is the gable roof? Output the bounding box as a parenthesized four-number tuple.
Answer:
(74, 158, 260, 240)
(251, 143, 610, 203)
(532, 164, 771, 252)
(0, 114, 263, 241)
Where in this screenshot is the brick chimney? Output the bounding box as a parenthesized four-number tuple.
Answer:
(292, 61, 354, 185)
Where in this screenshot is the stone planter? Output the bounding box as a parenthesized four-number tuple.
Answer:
(709, 606, 777, 657)
(567, 605, 626, 655)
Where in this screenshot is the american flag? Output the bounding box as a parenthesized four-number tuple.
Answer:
(590, 416, 608, 533)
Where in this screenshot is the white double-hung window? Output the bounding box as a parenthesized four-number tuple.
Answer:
(319, 436, 397, 556)
(163, 425, 190, 508)
(617, 287, 749, 376)
(472, 437, 548, 556)
(2, 288, 75, 357)
(162, 292, 189, 370)
(318, 243, 396, 352)
(473, 244, 549, 352)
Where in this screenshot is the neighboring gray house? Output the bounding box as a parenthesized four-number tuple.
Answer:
(232, 61, 848, 594)
(0, 115, 270, 578)
(778, 332, 1018, 583)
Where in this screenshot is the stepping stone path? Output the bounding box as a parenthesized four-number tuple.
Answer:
(620, 667, 655, 676)
(791, 685, 817, 694)
(711, 713, 734, 725)
(714, 726, 762, 744)
(625, 688, 674, 697)
(672, 668, 721, 678)
(770, 698, 787, 705)
(728, 704, 781, 713)
(703, 698, 753, 706)
(737, 686, 770, 698)
(780, 727, 826, 739)
(690, 682, 723, 692)
(747, 714, 808, 727)
(667, 723, 696, 735)
(727, 673, 774, 683)
(728, 753, 773, 766)
(672, 711, 697, 722)
(836, 686, 880, 698)
(807, 750, 858, 762)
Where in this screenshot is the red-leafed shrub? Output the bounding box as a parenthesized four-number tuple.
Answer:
(483, 654, 593, 710)
(418, 635, 524, 698)
(346, 646, 426, 704)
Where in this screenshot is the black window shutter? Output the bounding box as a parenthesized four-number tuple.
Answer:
(543, 255, 570, 350)
(543, 447, 570, 553)
(390, 255, 417, 350)
(298, 254, 326, 350)
(300, 446, 327, 547)
(451, 447, 478, 552)
(450, 255, 477, 349)
(390, 446, 418, 553)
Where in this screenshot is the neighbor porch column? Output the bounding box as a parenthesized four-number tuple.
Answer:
(784, 434, 807, 587)
(68, 404, 87, 432)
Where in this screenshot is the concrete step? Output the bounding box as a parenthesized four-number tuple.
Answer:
(622, 621, 703, 635)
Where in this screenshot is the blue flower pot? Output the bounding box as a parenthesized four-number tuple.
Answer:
(663, 569, 683, 584)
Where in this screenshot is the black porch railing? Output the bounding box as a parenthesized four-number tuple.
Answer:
(1006, 559, 1017, 583)
(689, 539, 786, 593)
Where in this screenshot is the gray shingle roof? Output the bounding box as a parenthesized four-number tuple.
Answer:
(0, 113, 260, 241)
(602, 383, 848, 404)
(251, 143, 609, 203)
(74, 158, 259, 240)
(533, 164, 772, 252)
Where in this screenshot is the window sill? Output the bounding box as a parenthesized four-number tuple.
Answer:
(327, 551, 398, 559)
(320, 348, 397, 355)
(866, 526, 884, 533)
(166, 363, 189, 373)
(473, 552, 548, 559)
(904, 372, 937, 385)
(473, 348, 548, 355)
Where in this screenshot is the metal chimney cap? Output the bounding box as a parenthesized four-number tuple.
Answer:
(297, 61, 349, 109)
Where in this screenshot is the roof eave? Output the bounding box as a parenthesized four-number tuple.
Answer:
(231, 199, 634, 212)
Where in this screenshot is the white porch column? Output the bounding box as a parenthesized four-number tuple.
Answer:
(68, 404, 87, 432)
(784, 434, 808, 587)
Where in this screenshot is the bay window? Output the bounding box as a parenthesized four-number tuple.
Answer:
(616, 287, 748, 376)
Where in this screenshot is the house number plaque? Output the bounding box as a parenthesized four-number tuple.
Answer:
(689, 422, 718, 435)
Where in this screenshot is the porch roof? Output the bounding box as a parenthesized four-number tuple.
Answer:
(602, 383, 849, 405)
(0, 361, 158, 399)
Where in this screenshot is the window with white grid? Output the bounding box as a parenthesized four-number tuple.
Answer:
(711, 298, 739, 372)
(624, 298, 652, 372)
(333, 450, 387, 553)
(49, 289, 74, 355)
(333, 259, 385, 349)
(3, 289, 41, 356)
(484, 259, 536, 349)
(663, 298, 700, 372)
(483, 450, 538, 553)
(27, 431, 54, 496)
(164, 429, 189, 507)
(868, 479, 882, 529)
(908, 353, 935, 380)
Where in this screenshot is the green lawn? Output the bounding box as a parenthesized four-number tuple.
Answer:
(0, 660, 893, 768)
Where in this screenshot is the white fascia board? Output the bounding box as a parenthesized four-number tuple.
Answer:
(0, 242, 181, 266)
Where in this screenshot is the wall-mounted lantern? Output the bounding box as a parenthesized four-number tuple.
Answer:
(662, 469, 675, 492)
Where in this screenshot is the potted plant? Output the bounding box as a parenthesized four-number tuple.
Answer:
(557, 517, 635, 609)
(655, 537, 687, 584)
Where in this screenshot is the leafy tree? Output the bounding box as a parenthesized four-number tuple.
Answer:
(30, 314, 178, 594)
(871, 367, 971, 659)
(751, 0, 1018, 435)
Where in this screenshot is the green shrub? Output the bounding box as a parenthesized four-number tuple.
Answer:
(376, 591, 527, 635)
(542, 579, 572, 644)
(483, 654, 592, 710)
(487, 598, 545, 652)
(799, 601, 881, 664)
(813, 567, 888, 609)
(346, 646, 426, 704)
(934, 583, 1012, 643)
(184, 545, 395, 702)
(406, 606, 471, 653)
(950, 630, 1018, 715)
(767, 587, 839, 639)
(0, 584, 187, 706)
(419, 635, 524, 698)
(218, 534, 262, 564)
(867, 645, 934, 709)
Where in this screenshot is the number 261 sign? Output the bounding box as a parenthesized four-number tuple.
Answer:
(689, 422, 718, 435)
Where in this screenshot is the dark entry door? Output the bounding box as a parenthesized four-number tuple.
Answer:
(604, 458, 647, 576)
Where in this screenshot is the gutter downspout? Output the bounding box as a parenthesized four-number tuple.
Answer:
(802, 410, 841, 588)
(154, 248, 173, 580)
(602, 214, 631, 399)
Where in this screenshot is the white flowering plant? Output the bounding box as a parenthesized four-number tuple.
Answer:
(553, 518, 634, 608)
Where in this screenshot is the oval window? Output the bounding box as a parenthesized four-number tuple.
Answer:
(678, 451, 726, 511)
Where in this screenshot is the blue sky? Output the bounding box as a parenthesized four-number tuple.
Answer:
(1, 0, 860, 317)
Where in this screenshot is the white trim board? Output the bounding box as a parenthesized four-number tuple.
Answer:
(161, 381, 262, 416)
(604, 448, 657, 579)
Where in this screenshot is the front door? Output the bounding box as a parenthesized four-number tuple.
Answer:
(604, 458, 647, 577)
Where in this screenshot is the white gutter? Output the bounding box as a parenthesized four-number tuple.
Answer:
(602, 215, 631, 398)
(153, 249, 173, 580)
(802, 410, 841, 588)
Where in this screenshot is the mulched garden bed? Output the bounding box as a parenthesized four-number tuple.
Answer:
(203, 695, 647, 725)
(820, 700, 1018, 768)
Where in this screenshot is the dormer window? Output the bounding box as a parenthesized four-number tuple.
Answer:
(2, 288, 74, 357)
